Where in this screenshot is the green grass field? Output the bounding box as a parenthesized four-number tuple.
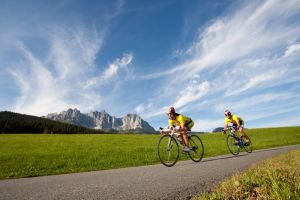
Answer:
(197, 149, 300, 199)
(0, 126, 299, 179)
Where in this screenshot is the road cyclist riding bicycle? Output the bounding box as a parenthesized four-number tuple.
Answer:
(158, 107, 204, 167)
(165, 107, 194, 153)
(223, 110, 249, 146)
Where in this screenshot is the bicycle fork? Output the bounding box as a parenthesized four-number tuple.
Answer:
(167, 137, 173, 151)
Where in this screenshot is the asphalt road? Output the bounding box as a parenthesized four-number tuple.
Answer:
(1, 144, 300, 200)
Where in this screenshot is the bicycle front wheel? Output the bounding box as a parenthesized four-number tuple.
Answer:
(242, 135, 253, 153)
(188, 135, 204, 162)
(227, 135, 240, 155)
(157, 135, 179, 167)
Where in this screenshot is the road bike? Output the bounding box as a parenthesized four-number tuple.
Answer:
(157, 127, 204, 167)
(225, 125, 253, 155)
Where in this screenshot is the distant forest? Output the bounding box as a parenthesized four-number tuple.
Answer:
(0, 111, 104, 134)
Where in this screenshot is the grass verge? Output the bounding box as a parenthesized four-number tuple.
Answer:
(196, 149, 300, 200)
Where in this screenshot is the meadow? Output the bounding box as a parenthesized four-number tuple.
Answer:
(0, 126, 299, 179)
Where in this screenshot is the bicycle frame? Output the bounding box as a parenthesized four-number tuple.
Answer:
(158, 127, 204, 166)
(227, 125, 242, 143)
(160, 128, 188, 144)
(227, 126, 239, 137)
(226, 125, 253, 155)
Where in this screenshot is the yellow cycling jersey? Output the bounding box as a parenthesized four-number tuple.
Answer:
(169, 114, 192, 127)
(224, 115, 244, 125)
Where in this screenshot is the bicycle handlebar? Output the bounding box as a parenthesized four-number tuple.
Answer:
(159, 127, 181, 136)
(223, 126, 236, 134)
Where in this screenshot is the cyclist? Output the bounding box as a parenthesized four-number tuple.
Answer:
(167, 107, 194, 152)
(223, 110, 249, 144)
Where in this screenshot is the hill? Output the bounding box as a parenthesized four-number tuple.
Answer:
(0, 111, 103, 134)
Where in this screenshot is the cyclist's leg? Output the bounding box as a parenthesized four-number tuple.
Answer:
(181, 129, 189, 146)
(239, 121, 250, 144)
(232, 123, 239, 137)
(181, 121, 194, 150)
(183, 121, 194, 145)
(239, 121, 245, 137)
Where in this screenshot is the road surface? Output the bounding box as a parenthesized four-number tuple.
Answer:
(1, 144, 299, 200)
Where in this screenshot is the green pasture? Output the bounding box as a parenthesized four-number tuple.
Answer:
(0, 126, 299, 179)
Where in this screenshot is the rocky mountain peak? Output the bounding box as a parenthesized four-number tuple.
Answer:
(45, 108, 155, 133)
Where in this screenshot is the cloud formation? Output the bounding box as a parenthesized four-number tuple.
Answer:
(135, 0, 300, 131)
(8, 27, 101, 115)
(85, 53, 133, 88)
(8, 25, 133, 116)
(1, 0, 300, 132)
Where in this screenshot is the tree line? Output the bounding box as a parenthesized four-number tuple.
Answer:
(0, 111, 104, 134)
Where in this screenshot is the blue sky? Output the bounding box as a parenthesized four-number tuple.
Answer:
(1, 0, 300, 132)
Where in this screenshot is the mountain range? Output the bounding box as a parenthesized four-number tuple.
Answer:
(0, 111, 102, 134)
(45, 108, 156, 133)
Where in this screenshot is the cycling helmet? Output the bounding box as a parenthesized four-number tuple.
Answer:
(224, 110, 231, 116)
(168, 107, 175, 114)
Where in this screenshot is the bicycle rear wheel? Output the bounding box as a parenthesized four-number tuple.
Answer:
(242, 135, 253, 153)
(157, 135, 179, 167)
(188, 135, 204, 162)
(227, 135, 240, 155)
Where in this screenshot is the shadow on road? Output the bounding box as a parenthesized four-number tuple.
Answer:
(176, 153, 247, 167)
(202, 153, 247, 163)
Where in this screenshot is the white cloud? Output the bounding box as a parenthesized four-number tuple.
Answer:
(283, 42, 300, 58)
(135, 104, 145, 113)
(137, 1, 295, 85)
(253, 114, 300, 128)
(135, 103, 153, 114)
(10, 44, 73, 115)
(49, 26, 102, 80)
(245, 103, 300, 122)
(173, 80, 210, 109)
(225, 68, 287, 96)
(184, 1, 300, 79)
(131, 1, 300, 131)
(102, 53, 133, 80)
(215, 92, 296, 113)
(84, 53, 133, 88)
(139, 0, 300, 83)
(9, 26, 104, 116)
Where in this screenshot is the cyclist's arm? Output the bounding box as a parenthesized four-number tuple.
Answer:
(168, 119, 176, 130)
(223, 124, 228, 133)
(237, 121, 241, 128)
(179, 123, 187, 132)
(224, 119, 229, 133)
